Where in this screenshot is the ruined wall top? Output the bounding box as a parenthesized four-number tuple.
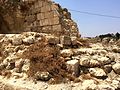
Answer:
(0, 0, 80, 38)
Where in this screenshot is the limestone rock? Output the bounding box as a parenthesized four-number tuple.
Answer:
(66, 60, 79, 77)
(111, 80, 120, 89)
(93, 55, 113, 65)
(4, 54, 19, 63)
(112, 63, 120, 74)
(22, 59, 30, 73)
(15, 59, 24, 72)
(73, 49, 87, 55)
(112, 47, 120, 53)
(6, 62, 15, 70)
(60, 36, 72, 46)
(12, 36, 23, 46)
(102, 37, 110, 44)
(89, 68, 107, 78)
(0, 63, 6, 70)
(0, 34, 5, 40)
(35, 71, 51, 81)
(23, 36, 35, 44)
(103, 65, 112, 74)
(60, 49, 73, 58)
(81, 80, 98, 90)
(15, 59, 24, 68)
(97, 84, 115, 90)
(80, 56, 101, 67)
(48, 37, 59, 45)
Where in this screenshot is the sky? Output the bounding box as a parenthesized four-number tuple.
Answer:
(53, 0, 120, 37)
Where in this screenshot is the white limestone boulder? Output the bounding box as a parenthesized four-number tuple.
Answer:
(66, 59, 79, 77)
(112, 63, 120, 74)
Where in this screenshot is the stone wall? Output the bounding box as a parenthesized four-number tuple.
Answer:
(0, 0, 80, 37)
(24, 0, 80, 37)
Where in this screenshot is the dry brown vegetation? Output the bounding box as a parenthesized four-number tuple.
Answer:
(22, 40, 76, 83)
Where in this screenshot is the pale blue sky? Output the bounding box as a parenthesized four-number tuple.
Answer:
(53, 0, 120, 37)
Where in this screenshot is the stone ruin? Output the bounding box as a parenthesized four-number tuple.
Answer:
(0, 0, 80, 38)
(0, 0, 120, 90)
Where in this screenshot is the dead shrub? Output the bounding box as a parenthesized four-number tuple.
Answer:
(22, 40, 75, 83)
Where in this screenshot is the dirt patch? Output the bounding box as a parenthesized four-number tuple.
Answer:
(22, 40, 75, 84)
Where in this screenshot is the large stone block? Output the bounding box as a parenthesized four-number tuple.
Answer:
(37, 13, 45, 20)
(34, 1, 39, 8)
(60, 36, 72, 46)
(26, 15, 36, 23)
(52, 24, 62, 32)
(42, 26, 52, 33)
(35, 7, 41, 14)
(43, 19, 49, 26)
(49, 16, 60, 25)
(39, 20, 43, 26)
(51, 11, 58, 17)
(41, 5, 51, 12)
(38, 1, 43, 8)
(39, 19, 49, 26)
(45, 11, 59, 19)
(60, 49, 73, 58)
(44, 11, 58, 19)
(48, 37, 60, 45)
(51, 4, 59, 11)
(66, 60, 79, 77)
(112, 63, 120, 74)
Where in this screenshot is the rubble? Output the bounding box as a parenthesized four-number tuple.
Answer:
(35, 71, 51, 81)
(66, 60, 79, 77)
(0, 31, 119, 90)
(112, 63, 120, 74)
(0, 0, 119, 90)
(89, 68, 107, 78)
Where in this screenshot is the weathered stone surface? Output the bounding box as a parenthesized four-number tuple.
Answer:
(12, 37, 23, 46)
(15, 59, 24, 69)
(112, 63, 120, 74)
(60, 36, 72, 46)
(97, 84, 115, 90)
(103, 65, 112, 74)
(80, 56, 101, 67)
(22, 59, 30, 73)
(66, 60, 79, 77)
(111, 80, 120, 89)
(1, 0, 120, 89)
(0, 0, 80, 38)
(89, 68, 107, 78)
(80, 80, 98, 90)
(60, 49, 73, 58)
(23, 36, 35, 44)
(48, 37, 59, 45)
(0, 32, 120, 90)
(35, 71, 51, 81)
(92, 55, 113, 65)
(37, 13, 44, 20)
(4, 54, 19, 63)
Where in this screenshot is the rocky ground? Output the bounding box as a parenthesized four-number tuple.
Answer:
(0, 32, 120, 90)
